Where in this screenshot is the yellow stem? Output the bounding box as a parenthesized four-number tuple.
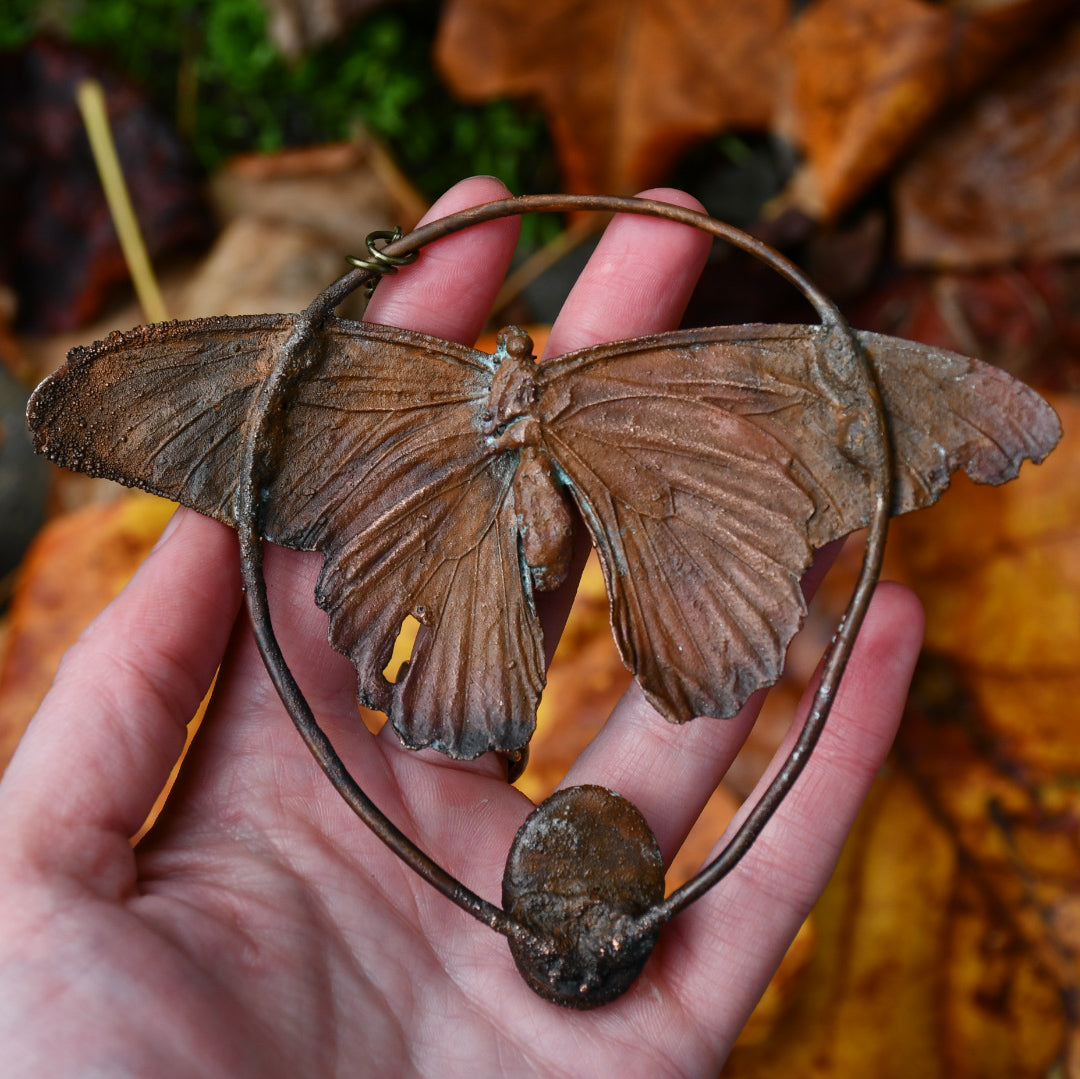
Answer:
(76, 79, 169, 324)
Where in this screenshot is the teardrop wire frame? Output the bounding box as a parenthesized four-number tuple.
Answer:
(233, 193, 894, 949)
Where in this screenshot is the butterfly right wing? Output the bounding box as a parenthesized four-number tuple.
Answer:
(685, 326, 1063, 544)
(537, 342, 819, 724)
(537, 324, 1060, 726)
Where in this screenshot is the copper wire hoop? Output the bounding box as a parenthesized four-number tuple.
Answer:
(232, 194, 894, 982)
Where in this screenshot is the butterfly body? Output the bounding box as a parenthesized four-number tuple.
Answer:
(482, 327, 577, 594)
(28, 314, 1061, 760)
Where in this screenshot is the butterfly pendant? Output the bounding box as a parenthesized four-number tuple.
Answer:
(27, 311, 1061, 760)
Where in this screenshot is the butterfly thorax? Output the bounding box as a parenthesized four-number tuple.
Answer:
(482, 326, 542, 446)
(481, 326, 574, 592)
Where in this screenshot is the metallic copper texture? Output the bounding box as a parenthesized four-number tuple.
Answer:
(26, 292, 1059, 760)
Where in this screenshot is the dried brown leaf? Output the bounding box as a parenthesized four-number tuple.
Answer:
(894, 18, 1080, 268)
(434, 0, 787, 194)
(778, 0, 1074, 221)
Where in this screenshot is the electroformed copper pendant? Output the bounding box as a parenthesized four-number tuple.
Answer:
(27, 195, 1061, 1008)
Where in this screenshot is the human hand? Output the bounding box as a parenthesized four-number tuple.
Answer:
(0, 176, 924, 1078)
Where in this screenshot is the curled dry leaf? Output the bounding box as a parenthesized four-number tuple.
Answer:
(894, 16, 1080, 268)
(777, 0, 1075, 221)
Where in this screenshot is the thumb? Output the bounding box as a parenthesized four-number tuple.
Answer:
(0, 508, 240, 880)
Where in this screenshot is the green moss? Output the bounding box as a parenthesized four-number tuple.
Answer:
(0, 0, 39, 48)
(3, 0, 556, 217)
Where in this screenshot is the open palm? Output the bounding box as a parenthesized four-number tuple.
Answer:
(0, 177, 923, 1078)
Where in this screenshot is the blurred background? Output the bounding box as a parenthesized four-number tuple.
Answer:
(1, 1, 1078, 1074)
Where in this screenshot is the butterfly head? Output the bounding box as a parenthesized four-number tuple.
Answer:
(493, 325, 535, 363)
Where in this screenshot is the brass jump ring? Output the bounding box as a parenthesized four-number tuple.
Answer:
(345, 227, 420, 274)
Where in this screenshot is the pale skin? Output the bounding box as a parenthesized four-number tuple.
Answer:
(0, 177, 924, 1078)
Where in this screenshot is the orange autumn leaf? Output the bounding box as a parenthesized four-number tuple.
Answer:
(725, 764, 1069, 1078)
(893, 398, 1080, 1076)
(726, 395, 1079, 1076)
(893, 393, 1080, 760)
(0, 492, 176, 773)
(434, 0, 787, 195)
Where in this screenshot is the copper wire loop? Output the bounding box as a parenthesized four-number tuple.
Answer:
(235, 193, 894, 994)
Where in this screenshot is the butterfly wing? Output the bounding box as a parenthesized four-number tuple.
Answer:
(670, 326, 1061, 544)
(538, 324, 1060, 724)
(829, 329, 1060, 535)
(269, 320, 544, 758)
(29, 316, 546, 758)
(28, 314, 289, 521)
(537, 333, 818, 723)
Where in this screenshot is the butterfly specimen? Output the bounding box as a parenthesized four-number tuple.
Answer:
(28, 305, 1060, 760)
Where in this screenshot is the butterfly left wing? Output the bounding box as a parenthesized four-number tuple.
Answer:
(28, 314, 290, 521)
(30, 315, 547, 759)
(538, 324, 1060, 724)
(272, 321, 546, 757)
